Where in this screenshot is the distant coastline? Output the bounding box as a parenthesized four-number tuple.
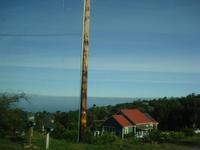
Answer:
(14, 94, 189, 112)
(16, 94, 155, 112)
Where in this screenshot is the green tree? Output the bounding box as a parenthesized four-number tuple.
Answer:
(0, 93, 27, 137)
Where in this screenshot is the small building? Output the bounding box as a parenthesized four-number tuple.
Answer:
(102, 109, 158, 138)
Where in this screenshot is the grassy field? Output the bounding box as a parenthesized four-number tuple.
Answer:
(0, 132, 200, 150)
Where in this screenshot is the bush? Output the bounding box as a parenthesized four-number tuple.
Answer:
(84, 129, 96, 144)
(124, 132, 135, 138)
(147, 129, 162, 143)
(64, 130, 77, 142)
(183, 128, 195, 136)
(51, 123, 66, 139)
(96, 133, 119, 144)
(85, 132, 120, 144)
(143, 130, 185, 144)
(164, 131, 185, 142)
(0, 93, 28, 138)
(126, 136, 142, 145)
(169, 131, 185, 139)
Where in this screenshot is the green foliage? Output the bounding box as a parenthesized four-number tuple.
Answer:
(64, 130, 77, 142)
(144, 130, 186, 143)
(0, 93, 27, 137)
(84, 132, 120, 145)
(51, 122, 66, 139)
(150, 129, 162, 142)
(183, 128, 195, 136)
(145, 94, 200, 131)
(126, 136, 142, 145)
(51, 123, 78, 142)
(94, 133, 116, 144)
(0, 93, 27, 109)
(144, 129, 162, 143)
(54, 111, 78, 130)
(94, 133, 119, 144)
(2, 133, 200, 150)
(82, 129, 95, 143)
(168, 131, 185, 141)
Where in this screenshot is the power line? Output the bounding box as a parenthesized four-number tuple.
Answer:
(0, 33, 81, 37)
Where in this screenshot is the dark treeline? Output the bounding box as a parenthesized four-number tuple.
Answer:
(89, 94, 200, 131)
(87, 93, 200, 131)
(149, 94, 200, 130)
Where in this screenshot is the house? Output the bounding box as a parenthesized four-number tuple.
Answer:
(102, 109, 158, 138)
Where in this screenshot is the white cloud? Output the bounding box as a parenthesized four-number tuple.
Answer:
(89, 56, 200, 73)
(0, 50, 200, 74)
(0, 54, 80, 70)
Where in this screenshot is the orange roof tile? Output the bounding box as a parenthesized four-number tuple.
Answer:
(112, 115, 133, 127)
(121, 109, 154, 124)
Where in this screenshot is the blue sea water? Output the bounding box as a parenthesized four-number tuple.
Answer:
(17, 95, 135, 112)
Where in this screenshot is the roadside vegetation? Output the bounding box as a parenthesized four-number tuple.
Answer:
(1, 131, 200, 150)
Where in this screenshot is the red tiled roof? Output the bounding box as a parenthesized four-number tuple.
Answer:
(112, 115, 133, 127)
(121, 109, 154, 124)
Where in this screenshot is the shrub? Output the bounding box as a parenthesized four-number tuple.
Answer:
(64, 130, 77, 142)
(96, 133, 119, 144)
(126, 136, 142, 145)
(51, 123, 66, 139)
(85, 132, 120, 144)
(84, 129, 96, 144)
(148, 129, 162, 143)
(0, 93, 27, 137)
(183, 128, 195, 136)
(165, 131, 185, 142)
(169, 131, 185, 139)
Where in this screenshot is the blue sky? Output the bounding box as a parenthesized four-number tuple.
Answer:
(0, 0, 200, 97)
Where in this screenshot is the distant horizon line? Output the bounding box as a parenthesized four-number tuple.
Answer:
(1, 91, 197, 99)
(1, 65, 200, 74)
(26, 93, 193, 99)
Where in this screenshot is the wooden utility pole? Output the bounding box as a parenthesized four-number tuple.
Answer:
(79, 0, 90, 142)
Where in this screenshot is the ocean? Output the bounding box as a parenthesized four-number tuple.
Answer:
(16, 95, 135, 112)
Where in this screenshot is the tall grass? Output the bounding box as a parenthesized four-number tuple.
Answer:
(1, 132, 200, 150)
